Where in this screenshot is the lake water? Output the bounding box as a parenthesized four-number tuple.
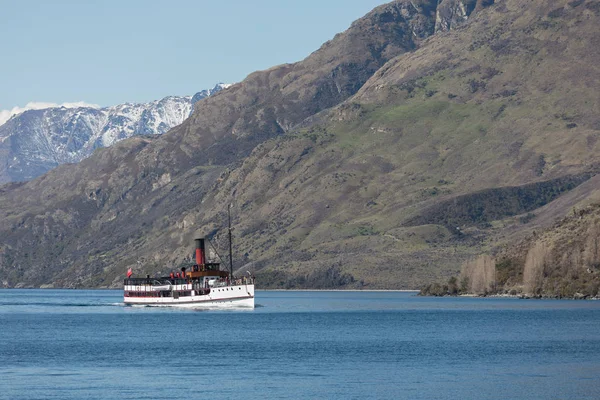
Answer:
(0, 290, 599, 400)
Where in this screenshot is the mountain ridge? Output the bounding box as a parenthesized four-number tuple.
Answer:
(2, 0, 599, 291)
(0, 83, 230, 184)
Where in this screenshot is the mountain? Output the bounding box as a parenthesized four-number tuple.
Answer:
(201, 0, 600, 289)
(1, 0, 599, 291)
(0, 83, 230, 184)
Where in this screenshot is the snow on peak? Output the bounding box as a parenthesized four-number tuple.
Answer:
(0, 84, 232, 183)
(0, 101, 100, 127)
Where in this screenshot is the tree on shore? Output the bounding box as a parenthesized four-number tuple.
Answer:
(460, 254, 495, 295)
(584, 222, 600, 269)
(523, 241, 550, 296)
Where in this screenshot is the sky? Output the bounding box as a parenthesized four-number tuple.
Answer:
(1, 0, 387, 124)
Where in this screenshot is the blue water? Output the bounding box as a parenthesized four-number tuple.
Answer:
(1, 290, 599, 400)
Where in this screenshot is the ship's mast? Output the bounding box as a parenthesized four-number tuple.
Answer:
(228, 204, 233, 280)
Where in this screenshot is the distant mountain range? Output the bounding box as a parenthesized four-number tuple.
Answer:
(0, 83, 230, 183)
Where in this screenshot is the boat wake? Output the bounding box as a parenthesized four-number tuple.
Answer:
(0, 301, 120, 307)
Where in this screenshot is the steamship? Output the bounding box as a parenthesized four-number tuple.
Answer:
(123, 238, 255, 308)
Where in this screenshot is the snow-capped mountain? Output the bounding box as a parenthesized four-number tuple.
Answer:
(0, 83, 230, 184)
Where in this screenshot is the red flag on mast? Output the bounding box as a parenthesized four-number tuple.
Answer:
(126, 268, 133, 278)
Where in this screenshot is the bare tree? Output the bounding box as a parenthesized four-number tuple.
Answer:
(460, 254, 495, 294)
(523, 241, 550, 295)
(583, 222, 600, 269)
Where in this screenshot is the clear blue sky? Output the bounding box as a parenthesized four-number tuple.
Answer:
(1, 0, 387, 110)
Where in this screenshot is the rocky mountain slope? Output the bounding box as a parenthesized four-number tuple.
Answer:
(211, 0, 600, 289)
(0, 84, 229, 184)
(1, 0, 599, 290)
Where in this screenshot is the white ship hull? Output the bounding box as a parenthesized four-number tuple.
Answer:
(124, 283, 255, 308)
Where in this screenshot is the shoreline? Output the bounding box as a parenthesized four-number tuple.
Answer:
(2, 287, 421, 292)
(421, 293, 600, 300)
(2, 287, 597, 299)
(263, 289, 420, 292)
